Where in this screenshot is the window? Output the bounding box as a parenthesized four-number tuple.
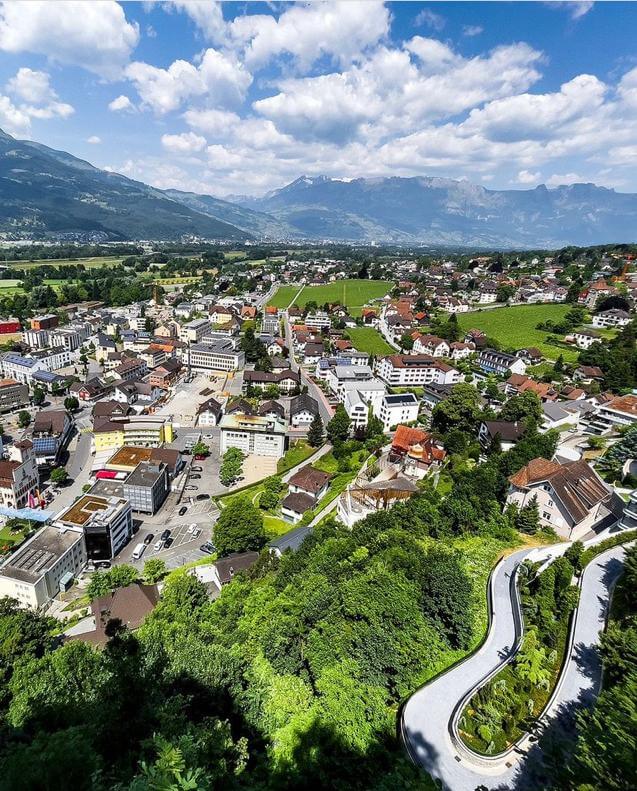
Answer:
(542, 511, 551, 520)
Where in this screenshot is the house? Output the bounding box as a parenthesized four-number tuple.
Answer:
(303, 342, 326, 365)
(515, 347, 543, 365)
(71, 583, 160, 646)
(197, 397, 223, 427)
(477, 349, 526, 377)
(148, 357, 182, 388)
(211, 552, 259, 587)
(288, 465, 331, 501)
(449, 341, 474, 360)
(225, 398, 254, 416)
(541, 400, 595, 432)
(479, 420, 526, 451)
(259, 400, 286, 420)
(588, 394, 637, 434)
(243, 369, 300, 394)
(573, 365, 604, 384)
(0, 441, 39, 510)
(0, 378, 29, 413)
(573, 328, 602, 350)
(592, 309, 631, 328)
(412, 334, 450, 358)
(375, 392, 419, 431)
(281, 491, 316, 523)
(464, 329, 487, 347)
(305, 311, 331, 331)
(375, 354, 461, 387)
(290, 393, 320, 427)
(506, 457, 619, 540)
(505, 374, 558, 402)
(268, 525, 313, 557)
(389, 425, 446, 479)
(31, 409, 72, 465)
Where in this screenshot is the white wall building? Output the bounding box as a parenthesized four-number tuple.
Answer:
(179, 318, 211, 344)
(375, 354, 461, 387)
(374, 392, 419, 431)
(0, 440, 39, 510)
(219, 413, 287, 458)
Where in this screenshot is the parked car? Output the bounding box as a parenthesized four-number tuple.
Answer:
(178, 506, 188, 516)
(187, 523, 198, 534)
(185, 485, 198, 491)
(196, 494, 209, 501)
(199, 541, 216, 555)
(160, 529, 171, 541)
(163, 537, 174, 549)
(204, 434, 214, 439)
(153, 539, 163, 552)
(95, 560, 111, 570)
(194, 454, 206, 461)
(189, 474, 201, 480)
(192, 528, 201, 538)
(191, 466, 203, 472)
(143, 533, 154, 545)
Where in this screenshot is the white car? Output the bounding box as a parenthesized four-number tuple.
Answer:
(187, 523, 198, 534)
(153, 539, 163, 552)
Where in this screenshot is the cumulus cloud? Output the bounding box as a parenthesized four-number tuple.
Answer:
(126, 48, 251, 114)
(169, 0, 226, 43)
(161, 131, 207, 153)
(87, 135, 101, 144)
(517, 170, 540, 183)
(1, 68, 74, 133)
(414, 9, 445, 31)
(0, 1, 139, 79)
(546, 172, 588, 186)
(108, 95, 134, 112)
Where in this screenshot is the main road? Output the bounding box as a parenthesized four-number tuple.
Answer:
(401, 541, 630, 790)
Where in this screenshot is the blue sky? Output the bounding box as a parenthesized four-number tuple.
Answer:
(0, 1, 636, 197)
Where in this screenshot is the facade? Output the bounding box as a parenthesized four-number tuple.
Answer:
(211, 552, 259, 587)
(305, 311, 331, 331)
(0, 378, 29, 412)
(506, 457, 617, 540)
(30, 314, 58, 331)
(22, 328, 50, 349)
(57, 494, 133, 560)
(49, 328, 82, 352)
(620, 490, 637, 530)
(412, 334, 450, 357)
(375, 354, 461, 387)
(114, 357, 148, 382)
(197, 396, 223, 427)
(341, 380, 386, 429)
(0, 525, 86, 609)
(31, 409, 72, 465)
(179, 318, 211, 343)
(588, 395, 637, 434)
(186, 341, 244, 372)
(290, 393, 319, 427)
(0, 441, 39, 510)
(122, 462, 169, 514)
(375, 392, 419, 431)
(219, 413, 288, 458)
(93, 415, 174, 452)
(477, 349, 526, 376)
(574, 329, 602, 349)
(148, 358, 182, 388)
(0, 318, 21, 334)
(243, 369, 300, 394)
(592, 309, 631, 328)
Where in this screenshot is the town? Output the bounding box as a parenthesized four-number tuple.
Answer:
(1, 241, 635, 788)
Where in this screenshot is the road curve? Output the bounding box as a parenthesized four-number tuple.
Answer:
(401, 542, 629, 791)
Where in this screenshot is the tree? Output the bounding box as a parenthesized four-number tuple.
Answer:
(307, 413, 325, 447)
(214, 496, 265, 556)
(326, 404, 351, 444)
(499, 391, 543, 425)
(63, 395, 79, 412)
(496, 284, 516, 303)
(259, 476, 282, 511)
(143, 558, 167, 584)
(220, 447, 244, 486)
(50, 467, 68, 485)
(400, 333, 414, 351)
(419, 549, 473, 649)
(32, 387, 45, 406)
(86, 564, 138, 600)
(515, 495, 540, 534)
(17, 410, 31, 428)
(191, 441, 210, 457)
(553, 354, 565, 374)
(431, 383, 482, 435)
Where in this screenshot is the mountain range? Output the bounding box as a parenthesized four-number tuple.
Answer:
(1, 128, 636, 247)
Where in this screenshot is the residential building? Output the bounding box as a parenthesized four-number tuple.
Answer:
(281, 491, 316, 523)
(573, 328, 602, 349)
(122, 462, 169, 514)
(477, 349, 526, 376)
(389, 425, 446, 479)
(0, 525, 86, 609)
(262, 314, 280, 335)
(412, 334, 450, 357)
(479, 420, 526, 451)
(259, 400, 285, 420)
(290, 393, 319, 427)
(303, 342, 326, 365)
(186, 341, 244, 372)
(22, 328, 49, 349)
(197, 396, 223, 427)
(148, 358, 182, 388)
(375, 392, 419, 431)
(375, 354, 461, 387)
(0, 441, 39, 510)
(506, 457, 619, 540)
(211, 551, 259, 587)
(219, 413, 288, 458)
(49, 327, 82, 353)
(0, 352, 45, 384)
(30, 314, 58, 331)
(268, 525, 313, 557)
(243, 369, 300, 394)
(70, 584, 159, 646)
(56, 494, 133, 560)
(592, 309, 631, 328)
(326, 364, 374, 395)
(588, 394, 637, 434)
(92, 415, 174, 452)
(505, 374, 558, 401)
(341, 379, 386, 429)
(114, 357, 148, 382)
(31, 409, 72, 465)
(0, 378, 29, 412)
(103, 445, 182, 479)
(179, 318, 211, 343)
(208, 305, 234, 325)
(288, 465, 331, 501)
(305, 311, 331, 331)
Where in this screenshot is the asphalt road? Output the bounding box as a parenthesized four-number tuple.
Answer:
(401, 541, 628, 791)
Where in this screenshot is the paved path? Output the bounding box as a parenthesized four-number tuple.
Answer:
(401, 541, 629, 791)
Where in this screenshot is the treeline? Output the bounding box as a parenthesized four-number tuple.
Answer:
(579, 320, 637, 391)
(0, 244, 141, 261)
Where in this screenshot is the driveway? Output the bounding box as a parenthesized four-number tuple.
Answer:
(401, 541, 629, 790)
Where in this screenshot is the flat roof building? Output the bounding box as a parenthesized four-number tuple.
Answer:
(219, 413, 288, 459)
(56, 494, 133, 561)
(122, 462, 169, 515)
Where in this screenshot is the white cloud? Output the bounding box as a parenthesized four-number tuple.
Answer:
(546, 172, 588, 186)
(0, 1, 139, 79)
(87, 135, 101, 144)
(0, 94, 31, 136)
(517, 169, 540, 183)
(3, 67, 74, 128)
(546, 2, 594, 20)
(463, 25, 483, 37)
(126, 48, 251, 114)
(169, 0, 226, 43)
(161, 131, 207, 153)
(109, 95, 134, 112)
(414, 9, 445, 32)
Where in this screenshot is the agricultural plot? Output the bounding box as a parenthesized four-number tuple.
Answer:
(346, 327, 394, 356)
(270, 279, 390, 314)
(4, 255, 126, 270)
(456, 304, 579, 361)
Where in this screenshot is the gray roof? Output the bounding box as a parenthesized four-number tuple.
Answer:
(269, 525, 313, 554)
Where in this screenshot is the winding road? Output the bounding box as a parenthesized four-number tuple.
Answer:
(401, 541, 630, 791)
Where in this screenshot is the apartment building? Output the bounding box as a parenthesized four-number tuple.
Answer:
(0, 441, 39, 510)
(243, 369, 300, 394)
(375, 354, 462, 387)
(30, 314, 58, 331)
(56, 494, 133, 560)
(0, 525, 86, 609)
(305, 311, 331, 331)
(588, 394, 637, 434)
(412, 334, 450, 357)
(477, 349, 526, 377)
(31, 409, 72, 465)
(22, 328, 50, 349)
(186, 341, 244, 372)
(179, 318, 211, 343)
(0, 378, 29, 412)
(219, 413, 288, 459)
(92, 415, 174, 452)
(375, 392, 419, 431)
(122, 462, 169, 514)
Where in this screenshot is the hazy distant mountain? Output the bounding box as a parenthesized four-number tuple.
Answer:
(0, 128, 249, 241)
(164, 188, 297, 239)
(234, 175, 637, 248)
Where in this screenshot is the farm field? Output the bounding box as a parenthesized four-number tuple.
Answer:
(346, 327, 394, 356)
(3, 255, 126, 270)
(270, 279, 390, 314)
(456, 304, 579, 361)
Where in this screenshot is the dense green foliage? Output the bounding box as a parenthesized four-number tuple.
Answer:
(578, 320, 637, 391)
(220, 448, 245, 487)
(214, 498, 266, 557)
(86, 565, 140, 601)
(307, 413, 325, 447)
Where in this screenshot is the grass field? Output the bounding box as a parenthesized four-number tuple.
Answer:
(346, 327, 394, 356)
(3, 255, 126, 270)
(270, 279, 390, 315)
(456, 304, 579, 361)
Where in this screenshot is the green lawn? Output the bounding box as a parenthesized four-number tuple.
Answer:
(5, 255, 126, 270)
(270, 279, 391, 316)
(456, 304, 579, 361)
(277, 440, 316, 474)
(345, 327, 394, 356)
